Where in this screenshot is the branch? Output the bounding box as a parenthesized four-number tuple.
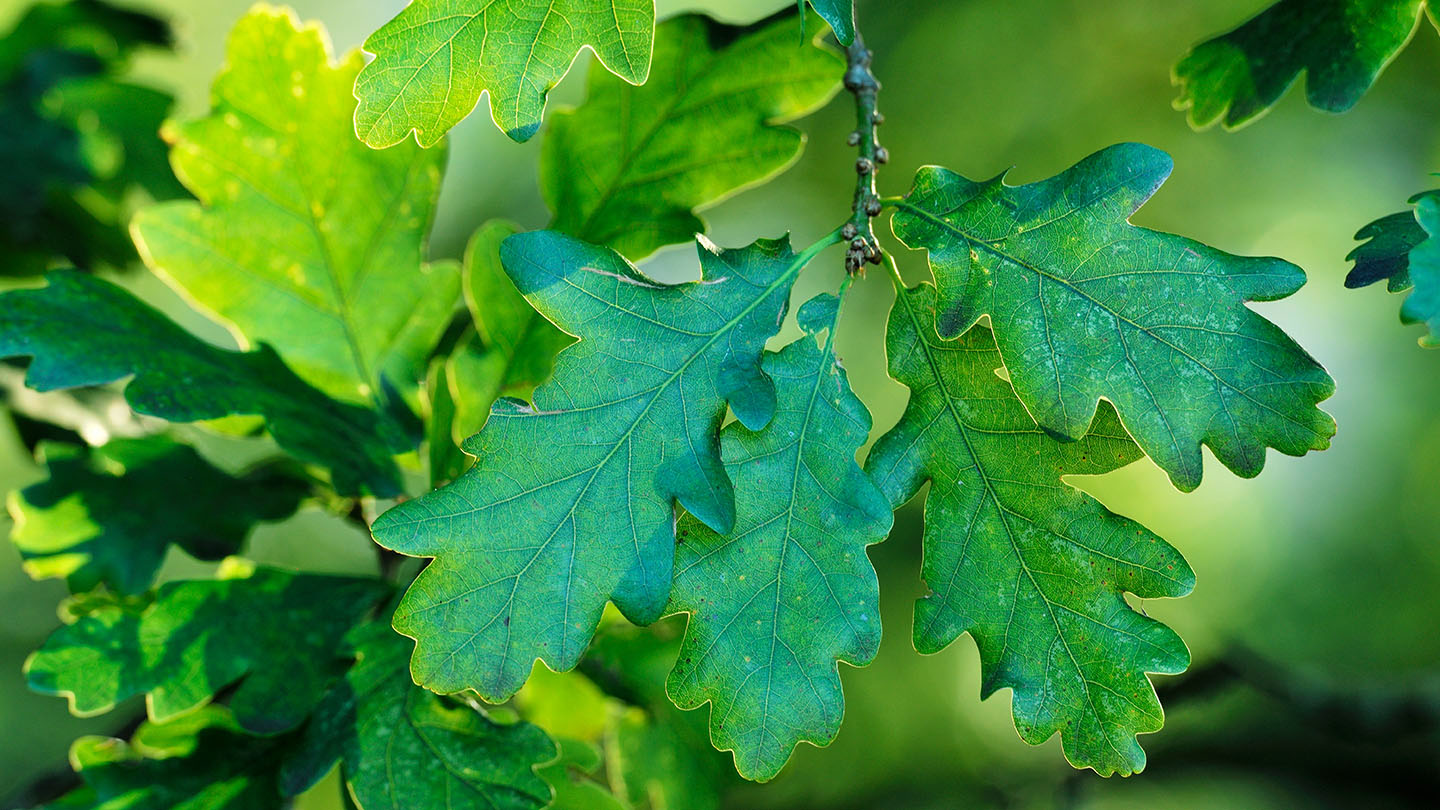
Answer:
(842, 31, 886, 273)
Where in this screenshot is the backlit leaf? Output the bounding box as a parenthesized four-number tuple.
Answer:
(666, 294, 890, 781)
(889, 143, 1336, 491)
(1174, 0, 1428, 129)
(865, 282, 1194, 776)
(0, 271, 409, 496)
(26, 564, 389, 734)
(354, 0, 655, 147)
(372, 230, 819, 701)
(543, 11, 842, 260)
(132, 7, 458, 403)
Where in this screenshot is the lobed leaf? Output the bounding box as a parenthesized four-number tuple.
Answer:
(26, 565, 390, 734)
(354, 0, 656, 147)
(0, 271, 409, 496)
(10, 437, 307, 595)
(865, 283, 1194, 776)
(543, 11, 842, 261)
(372, 231, 814, 701)
(45, 708, 295, 810)
(889, 143, 1336, 492)
(281, 623, 556, 810)
(1399, 195, 1440, 345)
(1174, 0, 1428, 130)
(132, 7, 458, 403)
(666, 294, 890, 781)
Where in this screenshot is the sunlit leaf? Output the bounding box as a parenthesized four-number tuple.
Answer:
(1174, 0, 1428, 129)
(354, 0, 655, 147)
(865, 282, 1194, 776)
(543, 11, 841, 260)
(0, 271, 409, 496)
(666, 294, 890, 781)
(26, 564, 389, 734)
(372, 231, 817, 701)
(132, 7, 458, 403)
(10, 437, 307, 595)
(889, 143, 1336, 491)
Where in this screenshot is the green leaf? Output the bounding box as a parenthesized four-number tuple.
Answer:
(865, 283, 1194, 777)
(804, 1, 853, 46)
(131, 7, 458, 403)
(281, 622, 556, 810)
(543, 11, 842, 260)
(0, 0, 179, 276)
(1397, 195, 1440, 346)
(372, 231, 821, 701)
(25, 564, 390, 734)
(0, 270, 409, 496)
(49, 708, 294, 810)
(462, 219, 573, 411)
(606, 706, 723, 810)
(1174, 0, 1428, 130)
(9, 437, 307, 595)
(354, 0, 655, 147)
(889, 143, 1336, 492)
(1346, 190, 1440, 293)
(665, 294, 890, 781)
(536, 739, 627, 810)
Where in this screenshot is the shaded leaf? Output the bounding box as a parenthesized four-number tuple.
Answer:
(865, 283, 1194, 777)
(0, 271, 408, 496)
(543, 11, 841, 260)
(537, 739, 626, 810)
(132, 7, 457, 403)
(1346, 190, 1440, 297)
(281, 622, 556, 810)
(25, 564, 389, 734)
(665, 294, 890, 781)
(354, 0, 655, 147)
(1174, 0, 1428, 130)
(44, 708, 294, 810)
(9, 437, 307, 595)
(372, 231, 818, 701)
(0, 0, 179, 276)
(889, 143, 1336, 492)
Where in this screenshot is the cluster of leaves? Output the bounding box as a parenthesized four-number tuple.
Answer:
(0, 0, 1343, 806)
(1174, 0, 1440, 345)
(0, 0, 183, 275)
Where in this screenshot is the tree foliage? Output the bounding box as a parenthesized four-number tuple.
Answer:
(0, 1, 1354, 806)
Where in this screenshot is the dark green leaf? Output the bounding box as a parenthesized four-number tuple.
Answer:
(10, 436, 307, 595)
(1346, 190, 1440, 293)
(865, 283, 1194, 777)
(0, 270, 409, 496)
(131, 7, 458, 403)
(46, 708, 293, 810)
(354, 0, 655, 146)
(372, 231, 819, 701)
(25, 564, 389, 734)
(1174, 0, 1428, 129)
(889, 143, 1336, 492)
(281, 622, 556, 809)
(543, 11, 842, 260)
(666, 294, 890, 781)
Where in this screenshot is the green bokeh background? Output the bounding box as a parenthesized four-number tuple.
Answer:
(4, 0, 1440, 807)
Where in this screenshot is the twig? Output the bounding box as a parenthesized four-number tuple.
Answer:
(842, 30, 886, 273)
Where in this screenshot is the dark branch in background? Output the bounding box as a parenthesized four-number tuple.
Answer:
(842, 30, 886, 273)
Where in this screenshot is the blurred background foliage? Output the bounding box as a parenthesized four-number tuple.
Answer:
(3, 0, 1440, 807)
